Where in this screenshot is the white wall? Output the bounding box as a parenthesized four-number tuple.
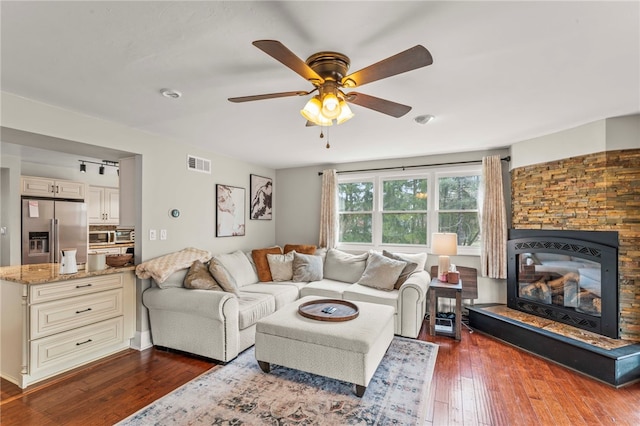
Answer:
(275, 148, 510, 305)
(510, 114, 640, 169)
(0, 155, 22, 265)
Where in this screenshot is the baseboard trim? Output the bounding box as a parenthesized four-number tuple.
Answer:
(130, 330, 153, 351)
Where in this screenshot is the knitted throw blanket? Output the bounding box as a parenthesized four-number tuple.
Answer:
(135, 247, 211, 283)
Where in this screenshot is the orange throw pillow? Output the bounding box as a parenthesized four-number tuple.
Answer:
(284, 244, 316, 255)
(252, 246, 282, 281)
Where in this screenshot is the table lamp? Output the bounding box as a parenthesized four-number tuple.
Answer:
(432, 232, 458, 282)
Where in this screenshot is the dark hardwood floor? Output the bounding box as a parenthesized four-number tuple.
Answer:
(2, 319, 639, 425)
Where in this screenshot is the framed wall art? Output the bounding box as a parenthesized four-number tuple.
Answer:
(216, 184, 246, 237)
(250, 174, 273, 220)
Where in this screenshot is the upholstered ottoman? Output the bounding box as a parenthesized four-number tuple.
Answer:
(255, 296, 395, 396)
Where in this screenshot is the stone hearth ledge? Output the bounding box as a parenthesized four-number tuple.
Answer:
(483, 305, 637, 350)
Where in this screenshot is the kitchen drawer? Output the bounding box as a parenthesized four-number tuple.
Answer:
(30, 274, 123, 303)
(31, 289, 123, 339)
(30, 316, 124, 375)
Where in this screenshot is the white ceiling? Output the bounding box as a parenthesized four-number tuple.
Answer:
(1, 1, 638, 170)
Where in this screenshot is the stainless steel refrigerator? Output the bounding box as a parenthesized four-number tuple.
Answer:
(22, 198, 88, 265)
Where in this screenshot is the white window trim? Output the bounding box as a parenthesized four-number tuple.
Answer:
(337, 165, 482, 256)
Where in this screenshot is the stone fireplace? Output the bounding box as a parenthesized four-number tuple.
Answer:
(510, 148, 640, 341)
(468, 147, 640, 386)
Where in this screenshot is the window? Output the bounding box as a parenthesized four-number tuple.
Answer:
(382, 178, 428, 244)
(338, 181, 373, 243)
(436, 175, 481, 247)
(337, 166, 481, 255)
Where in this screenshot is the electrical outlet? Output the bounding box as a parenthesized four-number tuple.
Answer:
(149, 229, 157, 240)
(160, 229, 167, 240)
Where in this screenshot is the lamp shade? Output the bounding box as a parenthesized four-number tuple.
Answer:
(300, 97, 322, 122)
(335, 100, 354, 124)
(321, 93, 341, 119)
(431, 233, 458, 256)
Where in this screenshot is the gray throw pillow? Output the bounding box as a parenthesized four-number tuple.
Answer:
(208, 259, 239, 295)
(154, 269, 188, 289)
(292, 252, 323, 282)
(357, 252, 407, 291)
(323, 249, 368, 283)
(184, 260, 223, 291)
(382, 250, 419, 289)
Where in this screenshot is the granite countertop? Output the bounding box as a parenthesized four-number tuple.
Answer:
(0, 263, 136, 285)
(89, 243, 135, 250)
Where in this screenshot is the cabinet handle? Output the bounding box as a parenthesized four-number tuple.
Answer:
(76, 284, 92, 288)
(76, 307, 93, 314)
(55, 185, 60, 194)
(76, 339, 93, 346)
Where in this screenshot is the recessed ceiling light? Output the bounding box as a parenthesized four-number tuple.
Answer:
(414, 114, 435, 125)
(160, 88, 182, 99)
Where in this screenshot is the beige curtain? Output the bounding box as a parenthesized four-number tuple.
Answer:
(319, 169, 338, 249)
(480, 155, 507, 279)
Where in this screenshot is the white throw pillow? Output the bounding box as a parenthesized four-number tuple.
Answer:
(357, 252, 407, 291)
(323, 249, 369, 283)
(212, 250, 259, 287)
(266, 251, 295, 282)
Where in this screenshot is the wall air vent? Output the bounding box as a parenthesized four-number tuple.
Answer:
(187, 155, 211, 174)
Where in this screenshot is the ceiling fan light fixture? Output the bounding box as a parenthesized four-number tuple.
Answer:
(336, 100, 354, 124)
(315, 114, 333, 127)
(300, 96, 322, 122)
(321, 92, 341, 119)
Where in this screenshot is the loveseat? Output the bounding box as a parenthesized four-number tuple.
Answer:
(141, 246, 430, 362)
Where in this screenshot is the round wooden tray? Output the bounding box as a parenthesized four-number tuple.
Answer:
(298, 299, 359, 322)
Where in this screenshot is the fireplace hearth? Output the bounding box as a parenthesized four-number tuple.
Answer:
(507, 229, 619, 338)
(468, 228, 640, 386)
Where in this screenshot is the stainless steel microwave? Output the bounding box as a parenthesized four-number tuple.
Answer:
(89, 230, 115, 245)
(115, 228, 135, 243)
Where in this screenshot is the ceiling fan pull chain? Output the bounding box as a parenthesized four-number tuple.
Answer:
(325, 126, 330, 149)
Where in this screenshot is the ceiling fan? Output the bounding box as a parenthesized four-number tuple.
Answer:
(228, 40, 433, 126)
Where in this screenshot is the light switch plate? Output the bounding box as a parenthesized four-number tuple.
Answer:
(149, 229, 157, 240)
(160, 229, 167, 240)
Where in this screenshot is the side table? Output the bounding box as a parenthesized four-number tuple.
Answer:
(428, 278, 462, 340)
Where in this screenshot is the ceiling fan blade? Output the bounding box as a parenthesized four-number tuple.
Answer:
(341, 45, 433, 88)
(346, 92, 412, 118)
(228, 90, 310, 103)
(253, 40, 324, 85)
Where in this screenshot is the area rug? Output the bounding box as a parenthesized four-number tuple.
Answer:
(117, 337, 438, 425)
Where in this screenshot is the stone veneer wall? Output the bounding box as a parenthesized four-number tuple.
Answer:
(511, 149, 640, 341)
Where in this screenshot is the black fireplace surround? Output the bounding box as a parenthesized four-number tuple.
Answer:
(507, 229, 619, 339)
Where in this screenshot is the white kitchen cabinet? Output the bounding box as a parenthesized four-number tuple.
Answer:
(21, 176, 85, 200)
(88, 247, 122, 255)
(88, 186, 119, 225)
(0, 271, 135, 389)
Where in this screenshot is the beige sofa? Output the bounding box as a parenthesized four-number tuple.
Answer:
(142, 248, 430, 362)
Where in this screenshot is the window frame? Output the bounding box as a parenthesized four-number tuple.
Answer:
(336, 165, 482, 256)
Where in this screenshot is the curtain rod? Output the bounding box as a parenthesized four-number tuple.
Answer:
(317, 156, 511, 176)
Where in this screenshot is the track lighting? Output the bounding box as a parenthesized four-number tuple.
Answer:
(78, 159, 119, 175)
